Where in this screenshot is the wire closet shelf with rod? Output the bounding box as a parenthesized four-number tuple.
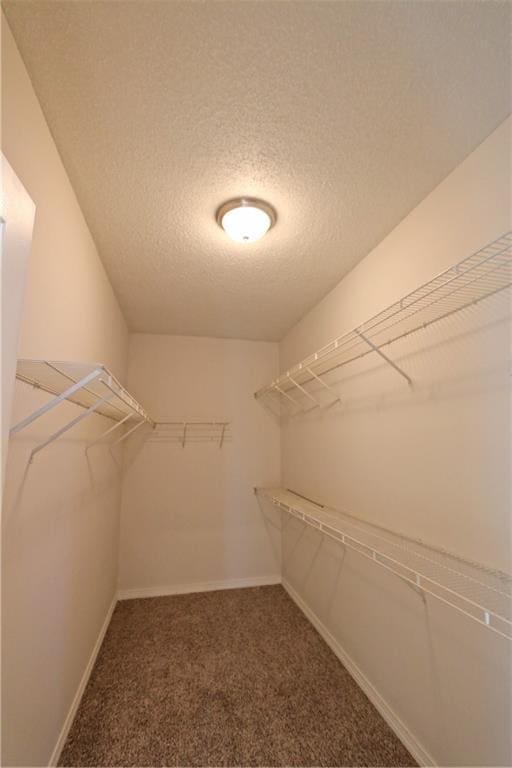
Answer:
(254, 231, 512, 411)
(256, 488, 512, 641)
(146, 421, 231, 448)
(10, 360, 232, 460)
(10, 359, 154, 461)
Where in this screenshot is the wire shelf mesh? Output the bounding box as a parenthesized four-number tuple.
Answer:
(146, 421, 231, 447)
(256, 488, 512, 640)
(255, 232, 512, 404)
(14, 359, 152, 424)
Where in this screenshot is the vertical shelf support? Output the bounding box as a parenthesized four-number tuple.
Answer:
(355, 330, 412, 384)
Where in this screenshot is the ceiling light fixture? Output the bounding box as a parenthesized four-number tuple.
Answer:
(216, 198, 276, 243)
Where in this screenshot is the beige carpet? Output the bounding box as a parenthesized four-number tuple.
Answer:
(59, 585, 416, 767)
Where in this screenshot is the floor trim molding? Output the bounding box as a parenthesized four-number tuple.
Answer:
(48, 595, 117, 767)
(282, 579, 436, 768)
(117, 574, 281, 601)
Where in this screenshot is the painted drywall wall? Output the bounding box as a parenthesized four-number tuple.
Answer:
(1, 155, 35, 486)
(118, 334, 281, 595)
(278, 119, 511, 767)
(1, 17, 129, 767)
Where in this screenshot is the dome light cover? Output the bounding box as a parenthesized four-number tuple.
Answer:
(216, 198, 276, 243)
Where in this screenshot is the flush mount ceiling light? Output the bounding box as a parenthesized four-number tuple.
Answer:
(216, 198, 277, 243)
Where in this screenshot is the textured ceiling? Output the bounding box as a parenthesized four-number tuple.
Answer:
(4, 1, 510, 341)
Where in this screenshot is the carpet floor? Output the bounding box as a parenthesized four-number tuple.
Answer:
(59, 585, 416, 767)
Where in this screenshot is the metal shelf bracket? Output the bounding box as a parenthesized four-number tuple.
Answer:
(11, 368, 103, 435)
(355, 330, 412, 384)
(85, 413, 132, 452)
(29, 393, 114, 462)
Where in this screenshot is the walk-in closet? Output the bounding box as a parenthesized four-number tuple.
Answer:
(1, 2, 511, 767)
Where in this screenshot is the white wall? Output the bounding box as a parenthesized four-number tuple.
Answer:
(1, 155, 35, 485)
(1, 17, 129, 766)
(279, 119, 511, 767)
(118, 334, 281, 595)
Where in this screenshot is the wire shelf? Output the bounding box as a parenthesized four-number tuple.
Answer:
(14, 359, 152, 423)
(256, 488, 512, 640)
(146, 421, 231, 448)
(11, 359, 154, 460)
(11, 362, 232, 458)
(255, 232, 512, 409)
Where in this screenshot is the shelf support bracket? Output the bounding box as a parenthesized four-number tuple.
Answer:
(219, 423, 226, 449)
(274, 384, 303, 412)
(11, 368, 103, 435)
(29, 393, 114, 462)
(355, 330, 412, 384)
(85, 413, 132, 452)
(110, 419, 145, 448)
(286, 373, 320, 409)
(304, 366, 342, 404)
(182, 422, 187, 448)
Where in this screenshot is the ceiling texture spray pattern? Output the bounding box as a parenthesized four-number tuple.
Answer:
(4, 1, 510, 340)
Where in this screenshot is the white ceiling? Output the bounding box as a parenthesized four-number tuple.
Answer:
(4, 1, 510, 341)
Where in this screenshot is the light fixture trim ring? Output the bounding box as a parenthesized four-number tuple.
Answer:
(216, 197, 277, 231)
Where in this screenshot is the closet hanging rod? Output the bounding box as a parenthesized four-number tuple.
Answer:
(255, 488, 512, 640)
(255, 231, 512, 406)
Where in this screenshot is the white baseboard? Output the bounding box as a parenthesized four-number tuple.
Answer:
(117, 573, 281, 601)
(48, 595, 117, 767)
(282, 579, 436, 768)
